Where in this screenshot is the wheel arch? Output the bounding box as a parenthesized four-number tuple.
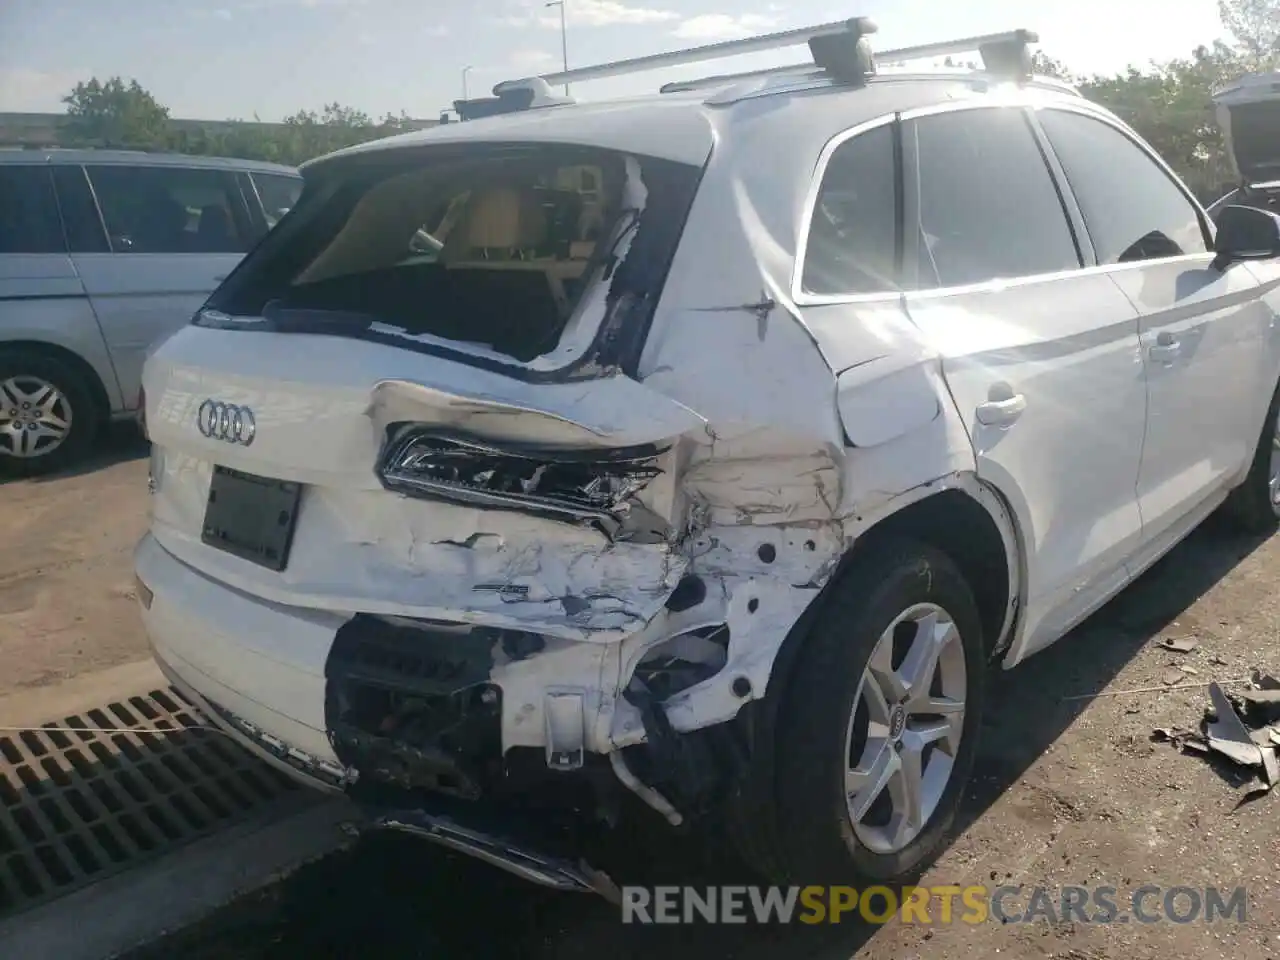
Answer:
(720, 473, 1026, 872)
(760, 473, 1026, 726)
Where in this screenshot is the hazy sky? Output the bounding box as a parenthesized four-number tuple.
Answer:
(0, 0, 1231, 121)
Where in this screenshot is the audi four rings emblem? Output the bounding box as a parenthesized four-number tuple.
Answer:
(197, 399, 256, 446)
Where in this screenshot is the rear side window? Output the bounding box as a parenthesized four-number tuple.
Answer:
(85, 165, 252, 254)
(908, 107, 1080, 289)
(251, 172, 303, 229)
(0, 166, 65, 254)
(1038, 109, 1211, 264)
(801, 123, 898, 295)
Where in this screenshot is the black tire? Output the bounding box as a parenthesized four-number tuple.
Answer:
(0, 349, 100, 477)
(1222, 379, 1280, 535)
(759, 537, 987, 886)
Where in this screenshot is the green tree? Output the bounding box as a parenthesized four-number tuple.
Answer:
(1218, 0, 1280, 70)
(270, 102, 418, 164)
(1079, 43, 1244, 200)
(62, 77, 171, 149)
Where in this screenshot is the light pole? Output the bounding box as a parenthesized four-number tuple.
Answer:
(462, 65, 473, 100)
(545, 0, 569, 95)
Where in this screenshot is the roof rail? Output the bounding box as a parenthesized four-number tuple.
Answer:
(455, 19, 1038, 120)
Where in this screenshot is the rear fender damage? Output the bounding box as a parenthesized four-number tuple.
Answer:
(339, 291, 1017, 813)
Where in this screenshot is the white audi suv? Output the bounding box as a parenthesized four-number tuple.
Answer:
(133, 19, 1280, 894)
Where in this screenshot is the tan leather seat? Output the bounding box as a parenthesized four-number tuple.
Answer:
(444, 186, 547, 261)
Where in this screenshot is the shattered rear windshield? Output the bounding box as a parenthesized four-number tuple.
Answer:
(202, 146, 632, 364)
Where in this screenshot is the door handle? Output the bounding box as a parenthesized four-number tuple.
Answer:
(975, 388, 1027, 427)
(1148, 331, 1180, 364)
(213, 274, 228, 283)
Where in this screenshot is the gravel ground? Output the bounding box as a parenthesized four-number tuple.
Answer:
(6, 435, 1279, 959)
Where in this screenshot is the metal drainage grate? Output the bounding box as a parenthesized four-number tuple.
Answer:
(0, 687, 316, 919)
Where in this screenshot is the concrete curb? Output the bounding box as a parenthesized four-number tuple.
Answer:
(0, 798, 357, 960)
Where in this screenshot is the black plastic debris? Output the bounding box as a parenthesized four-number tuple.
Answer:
(1152, 727, 1209, 753)
(1151, 676, 1280, 800)
(1252, 670, 1280, 690)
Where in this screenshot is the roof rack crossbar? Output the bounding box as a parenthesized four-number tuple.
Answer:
(881, 29, 1039, 77)
(484, 20, 1040, 116)
(493, 17, 877, 94)
(664, 28, 1040, 96)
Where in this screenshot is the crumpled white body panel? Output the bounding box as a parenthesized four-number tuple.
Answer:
(137, 85, 1019, 769)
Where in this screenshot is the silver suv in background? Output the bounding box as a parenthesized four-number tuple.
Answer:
(0, 151, 301, 475)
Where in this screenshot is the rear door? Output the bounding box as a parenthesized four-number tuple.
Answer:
(1036, 107, 1273, 548)
(897, 103, 1148, 656)
(0, 163, 120, 450)
(71, 163, 256, 408)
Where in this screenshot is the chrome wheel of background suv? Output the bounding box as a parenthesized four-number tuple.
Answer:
(0, 374, 73, 459)
(0, 350, 98, 477)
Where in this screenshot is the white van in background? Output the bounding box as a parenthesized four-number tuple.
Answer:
(0, 151, 301, 475)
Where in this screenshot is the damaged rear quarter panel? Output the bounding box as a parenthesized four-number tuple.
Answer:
(592, 114, 999, 740)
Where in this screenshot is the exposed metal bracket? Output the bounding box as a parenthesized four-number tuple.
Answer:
(368, 809, 622, 901)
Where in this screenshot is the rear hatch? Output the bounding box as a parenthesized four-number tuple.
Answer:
(143, 138, 710, 641)
(1215, 71, 1280, 188)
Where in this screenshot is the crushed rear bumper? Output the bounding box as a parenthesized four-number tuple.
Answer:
(153, 651, 621, 899)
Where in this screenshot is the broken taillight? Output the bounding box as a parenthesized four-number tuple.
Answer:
(375, 428, 664, 541)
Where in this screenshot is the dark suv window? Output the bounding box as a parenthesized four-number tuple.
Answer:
(1038, 109, 1211, 265)
(800, 123, 898, 295)
(0, 166, 65, 254)
(51, 165, 110, 253)
(85, 165, 251, 254)
(907, 107, 1080, 289)
(251, 172, 303, 229)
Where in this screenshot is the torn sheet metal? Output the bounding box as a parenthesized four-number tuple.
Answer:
(151, 464, 691, 642)
(369, 373, 707, 451)
(609, 575, 820, 746)
(1206, 682, 1265, 768)
(1156, 677, 1280, 798)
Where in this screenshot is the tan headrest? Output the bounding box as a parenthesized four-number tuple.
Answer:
(463, 186, 547, 250)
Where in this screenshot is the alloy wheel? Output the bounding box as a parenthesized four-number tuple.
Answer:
(844, 602, 968, 855)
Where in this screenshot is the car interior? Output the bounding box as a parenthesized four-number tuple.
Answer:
(272, 159, 613, 362)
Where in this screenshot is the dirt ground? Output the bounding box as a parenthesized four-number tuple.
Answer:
(6, 434, 1280, 959)
(1, 431, 152, 695)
